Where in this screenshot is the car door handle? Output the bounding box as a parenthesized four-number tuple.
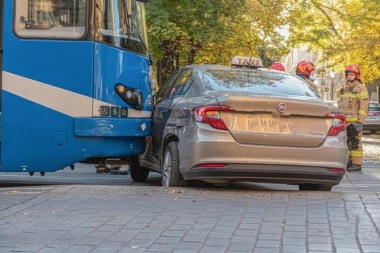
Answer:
(157, 107, 168, 113)
(162, 109, 170, 118)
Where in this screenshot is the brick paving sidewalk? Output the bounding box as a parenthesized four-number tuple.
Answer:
(1, 185, 380, 253)
(0, 138, 379, 253)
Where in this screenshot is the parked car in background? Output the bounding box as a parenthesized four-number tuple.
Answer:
(138, 57, 348, 191)
(364, 102, 380, 133)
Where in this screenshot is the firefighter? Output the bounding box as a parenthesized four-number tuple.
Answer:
(296, 61, 319, 94)
(271, 62, 286, 72)
(339, 64, 369, 172)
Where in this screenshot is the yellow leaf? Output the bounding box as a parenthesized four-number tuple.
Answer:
(7, 191, 19, 194)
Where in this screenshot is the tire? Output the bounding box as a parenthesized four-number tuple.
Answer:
(162, 141, 187, 187)
(370, 130, 377, 134)
(129, 156, 149, 182)
(299, 184, 332, 191)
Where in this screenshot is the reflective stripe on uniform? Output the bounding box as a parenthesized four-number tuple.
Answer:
(359, 110, 368, 117)
(359, 92, 369, 99)
(340, 92, 368, 99)
(346, 117, 358, 122)
(340, 94, 358, 98)
(349, 150, 363, 156)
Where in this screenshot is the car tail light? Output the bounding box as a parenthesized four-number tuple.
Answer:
(195, 163, 227, 168)
(369, 112, 380, 116)
(328, 168, 344, 174)
(326, 113, 346, 136)
(193, 105, 235, 130)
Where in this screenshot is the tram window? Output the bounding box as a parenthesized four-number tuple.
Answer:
(14, 0, 87, 39)
(95, 0, 148, 56)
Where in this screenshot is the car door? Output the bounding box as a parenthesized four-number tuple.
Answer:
(152, 68, 192, 157)
(152, 70, 181, 155)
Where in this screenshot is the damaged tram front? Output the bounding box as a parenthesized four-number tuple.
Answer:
(0, 0, 152, 177)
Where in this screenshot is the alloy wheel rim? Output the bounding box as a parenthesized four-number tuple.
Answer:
(163, 150, 172, 187)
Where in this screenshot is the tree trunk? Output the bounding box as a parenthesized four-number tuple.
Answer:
(188, 38, 202, 65)
(157, 39, 179, 87)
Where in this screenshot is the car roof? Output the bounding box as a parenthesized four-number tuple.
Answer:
(186, 64, 294, 77)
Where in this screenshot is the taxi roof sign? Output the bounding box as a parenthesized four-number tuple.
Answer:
(231, 56, 264, 68)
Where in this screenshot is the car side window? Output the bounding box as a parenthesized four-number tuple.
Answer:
(169, 69, 192, 97)
(156, 71, 180, 102)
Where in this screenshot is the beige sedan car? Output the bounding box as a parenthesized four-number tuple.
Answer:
(137, 64, 348, 191)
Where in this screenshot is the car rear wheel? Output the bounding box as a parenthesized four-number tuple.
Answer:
(299, 184, 332, 191)
(130, 156, 149, 182)
(162, 141, 187, 187)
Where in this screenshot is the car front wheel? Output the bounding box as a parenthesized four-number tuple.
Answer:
(162, 141, 187, 187)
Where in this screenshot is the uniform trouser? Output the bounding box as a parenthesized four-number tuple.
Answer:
(347, 122, 363, 165)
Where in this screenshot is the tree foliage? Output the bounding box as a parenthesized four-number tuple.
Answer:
(146, 0, 380, 85)
(287, 0, 380, 83)
(146, 0, 290, 84)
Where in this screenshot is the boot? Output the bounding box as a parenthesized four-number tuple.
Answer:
(346, 160, 352, 168)
(96, 165, 110, 173)
(347, 164, 362, 172)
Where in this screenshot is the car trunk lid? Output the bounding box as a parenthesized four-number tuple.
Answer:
(211, 93, 336, 147)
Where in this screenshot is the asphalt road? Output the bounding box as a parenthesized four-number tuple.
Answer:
(0, 132, 379, 192)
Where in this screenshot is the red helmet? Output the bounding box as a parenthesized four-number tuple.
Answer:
(296, 61, 315, 77)
(271, 62, 285, 71)
(345, 64, 361, 80)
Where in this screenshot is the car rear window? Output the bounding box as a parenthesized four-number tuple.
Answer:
(203, 69, 319, 97)
(369, 103, 380, 111)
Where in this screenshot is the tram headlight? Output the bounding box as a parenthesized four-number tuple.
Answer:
(117, 85, 126, 93)
(135, 90, 142, 105)
(115, 84, 143, 110)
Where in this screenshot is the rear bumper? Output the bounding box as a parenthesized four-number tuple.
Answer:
(364, 118, 380, 130)
(178, 124, 348, 185)
(182, 164, 344, 186)
(364, 123, 380, 131)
